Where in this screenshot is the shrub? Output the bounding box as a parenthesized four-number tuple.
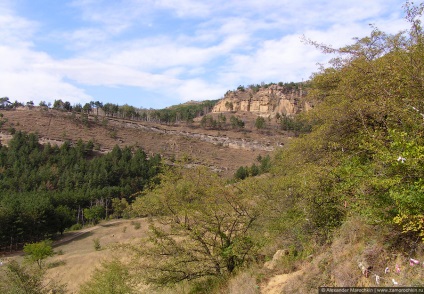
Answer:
(131, 221, 141, 230)
(69, 223, 83, 231)
(93, 238, 101, 251)
(23, 240, 54, 269)
(255, 116, 266, 129)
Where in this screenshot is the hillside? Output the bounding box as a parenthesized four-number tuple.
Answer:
(0, 106, 292, 177)
(3, 4, 424, 293)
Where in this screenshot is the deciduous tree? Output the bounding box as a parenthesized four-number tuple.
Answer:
(23, 240, 54, 269)
(130, 166, 260, 285)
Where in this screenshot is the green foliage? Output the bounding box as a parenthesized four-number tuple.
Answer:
(46, 260, 66, 269)
(364, 129, 424, 239)
(109, 129, 117, 139)
(254, 116, 266, 129)
(200, 113, 226, 129)
(103, 103, 119, 117)
(150, 100, 219, 124)
(189, 276, 225, 294)
(230, 115, 245, 129)
(93, 238, 101, 251)
(234, 155, 271, 180)
(101, 117, 109, 126)
(54, 205, 74, 235)
(84, 206, 105, 225)
(225, 101, 234, 111)
(73, 103, 82, 113)
(131, 221, 141, 230)
(259, 155, 271, 173)
(0, 113, 7, 128)
(217, 112, 226, 127)
(69, 223, 83, 231)
(249, 84, 261, 93)
(278, 113, 311, 134)
(83, 103, 92, 113)
(0, 131, 162, 249)
(79, 259, 136, 294)
(0, 97, 11, 109)
(130, 166, 261, 285)
(250, 163, 260, 176)
(200, 114, 216, 129)
(4, 4, 424, 290)
(111, 198, 129, 219)
(53, 99, 72, 111)
(0, 260, 66, 294)
(234, 166, 249, 180)
(81, 113, 89, 127)
(265, 1, 424, 245)
(23, 240, 54, 269)
(118, 104, 137, 119)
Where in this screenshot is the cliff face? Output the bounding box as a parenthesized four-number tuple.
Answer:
(212, 84, 310, 117)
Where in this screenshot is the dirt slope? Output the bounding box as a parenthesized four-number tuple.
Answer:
(0, 108, 290, 176)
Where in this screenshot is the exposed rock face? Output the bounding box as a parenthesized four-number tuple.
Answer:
(212, 84, 310, 117)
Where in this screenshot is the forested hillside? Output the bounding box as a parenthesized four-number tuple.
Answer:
(0, 132, 161, 251)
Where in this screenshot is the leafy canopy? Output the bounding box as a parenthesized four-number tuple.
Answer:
(130, 165, 261, 285)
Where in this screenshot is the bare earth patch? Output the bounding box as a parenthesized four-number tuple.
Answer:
(45, 218, 149, 293)
(260, 270, 303, 294)
(0, 108, 290, 177)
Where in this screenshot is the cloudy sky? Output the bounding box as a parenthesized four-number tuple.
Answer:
(0, 0, 411, 109)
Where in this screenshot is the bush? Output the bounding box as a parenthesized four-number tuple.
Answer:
(255, 116, 266, 129)
(230, 115, 245, 129)
(79, 259, 135, 294)
(93, 238, 101, 251)
(23, 240, 54, 269)
(235, 166, 249, 180)
(131, 221, 141, 230)
(69, 223, 83, 231)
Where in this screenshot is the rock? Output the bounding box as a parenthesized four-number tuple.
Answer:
(264, 249, 289, 270)
(212, 84, 310, 117)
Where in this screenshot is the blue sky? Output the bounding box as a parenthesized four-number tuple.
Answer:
(0, 0, 411, 109)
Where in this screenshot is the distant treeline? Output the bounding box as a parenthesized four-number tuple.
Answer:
(231, 81, 308, 94)
(1, 96, 219, 125)
(1, 81, 308, 125)
(0, 131, 162, 251)
(50, 99, 219, 124)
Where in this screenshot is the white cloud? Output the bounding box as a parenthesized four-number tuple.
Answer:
(69, 0, 148, 29)
(104, 32, 250, 72)
(59, 28, 109, 50)
(154, 0, 211, 18)
(174, 79, 226, 102)
(218, 20, 399, 85)
(54, 58, 179, 89)
(0, 5, 92, 104)
(0, 0, 412, 108)
(0, 71, 91, 104)
(0, 45, 91, 104)
(0, 10, 37, 47)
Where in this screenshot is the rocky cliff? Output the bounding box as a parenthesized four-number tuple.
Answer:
(212, 84, 311, 117)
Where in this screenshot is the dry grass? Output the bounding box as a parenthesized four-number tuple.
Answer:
(262, 215, 424, 293)
(0, 108, 286, 177)
(224, 272, 260, 294)
(43, 218, 150, 294)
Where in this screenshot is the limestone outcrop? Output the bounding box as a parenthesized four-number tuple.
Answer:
(212, 84, 310, 117)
